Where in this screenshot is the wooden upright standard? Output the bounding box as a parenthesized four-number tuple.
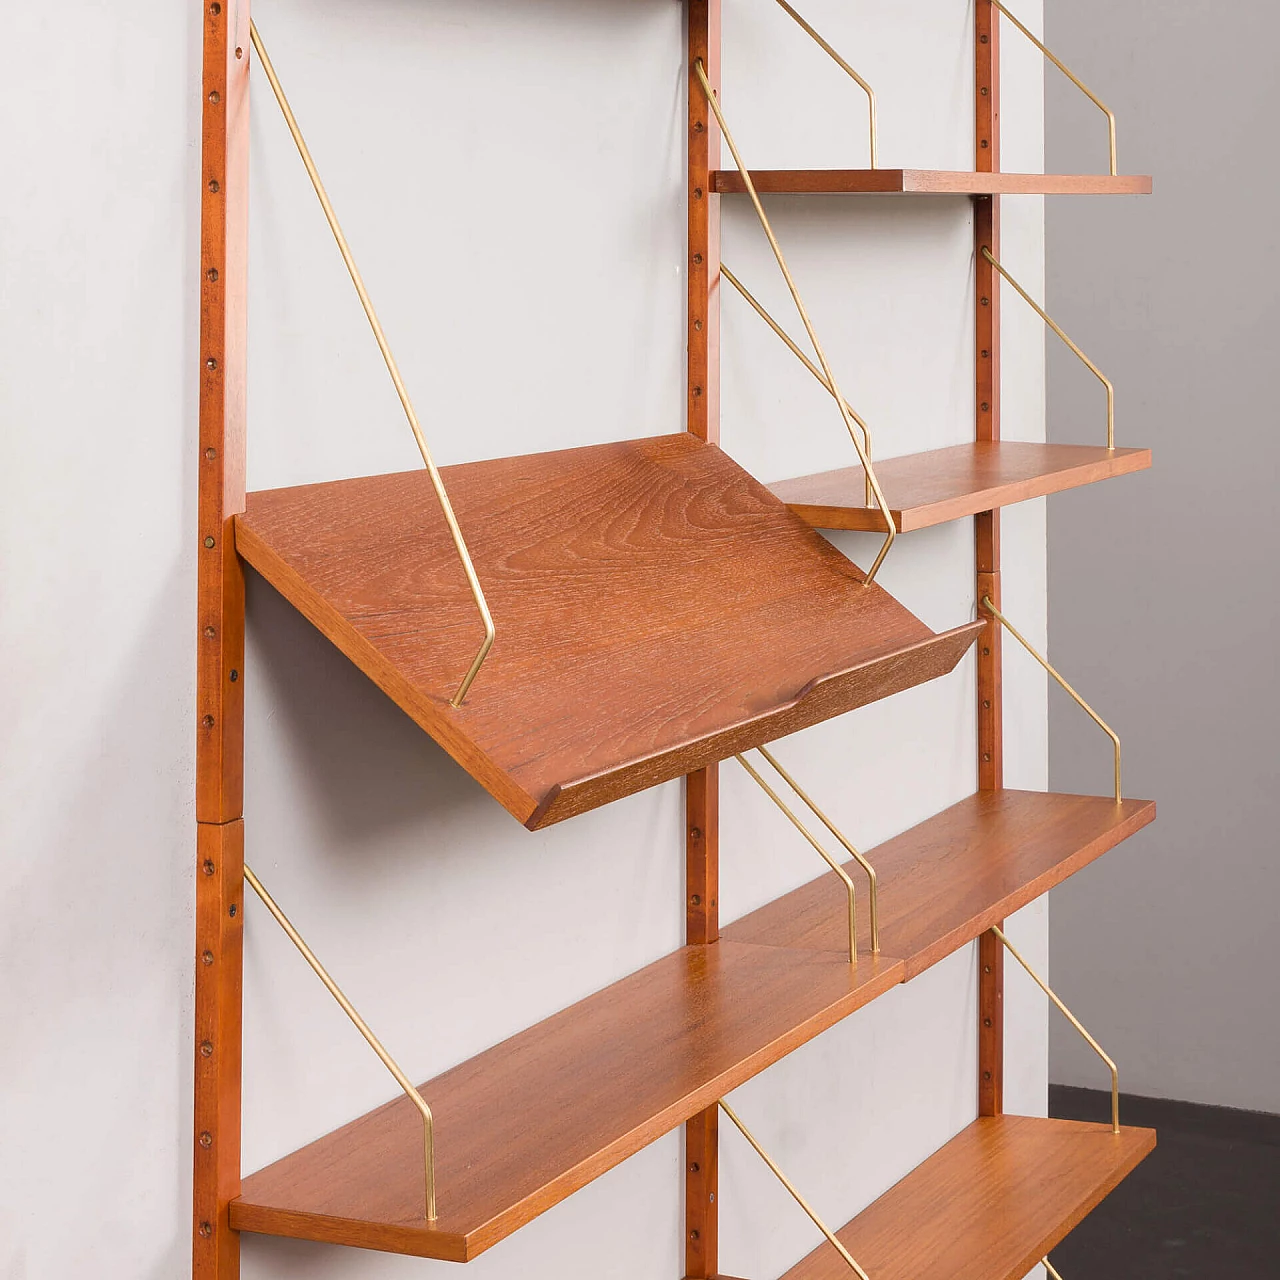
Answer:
(974, 0, 1005, 1122)
(194, 0, 249, 1277)
(686, 1, 721, 1276)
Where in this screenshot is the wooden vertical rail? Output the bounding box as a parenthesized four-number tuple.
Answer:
(688, 0, 721, 445)
(195, 0, 250, 1277)
(686, 3, 721, 1275)
(975, 0, 1005, 1120)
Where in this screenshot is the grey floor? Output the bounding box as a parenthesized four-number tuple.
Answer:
(1048, 1086, 1280, 1278)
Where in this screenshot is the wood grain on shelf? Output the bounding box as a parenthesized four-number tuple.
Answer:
(769, 442, 1151, 533)
(232, 941, 904, 1260)
(724, 790, 1156, 978)
(711, 169, 1152, 196)
(777, 1115, 1156, 1280)
(235, 435, 981, 830)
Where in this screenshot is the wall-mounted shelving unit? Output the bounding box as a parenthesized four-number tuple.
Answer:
(193, 2, 1157, 1278)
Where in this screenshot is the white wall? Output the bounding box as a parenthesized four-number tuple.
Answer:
(1045, 0, 1280, 1114)
(0, 3, 1047, 1278)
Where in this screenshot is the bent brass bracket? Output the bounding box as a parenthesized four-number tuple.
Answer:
(720, 264, 876, 506)
(694, 59, 897, 584)
(243, 866, 438, 1220)
(980, 247, 1115, 450)
(720, 1099, 872, 1280)
(734, 749, 879, 959)
(249, 23, 494, 706)
(990, 0, 1118, 175)
(993, 925, 1120, 1134)
(981, 597, 1121, 803)
(771, 0, 878, 168)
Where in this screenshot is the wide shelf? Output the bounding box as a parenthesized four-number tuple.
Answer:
(712, 169, 1152, 196)
(775, 1115, 1156, 1280)
(768, 441, 1152, 533)
(232, 941, 904, 1261)
(235, 434, 980, 829)
(231, 788, 1151, 1261)
(725, 789, 1156, 978)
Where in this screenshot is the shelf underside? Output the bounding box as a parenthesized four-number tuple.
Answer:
(712, 169, 1152, 196)
(725, 789, 1155, 978)
(236, 434, 980, 830)
(768, 442, 1152, 533)
(776, 1115, 1157, 1280)
(232, 789, 1152, 1260)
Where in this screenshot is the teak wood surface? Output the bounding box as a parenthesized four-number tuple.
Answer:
(711, 169, 1152, 196)
(235, 435, 980, 829)
(232, 941, 904, 1260)
(776, 1115, 1157, 1280)
(723, 790, 1156, 979)
(769, 442, 1152, 533)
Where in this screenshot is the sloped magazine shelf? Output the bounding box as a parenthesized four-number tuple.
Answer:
(235, 434, 981, 830)
(768, 441, 1152, 533)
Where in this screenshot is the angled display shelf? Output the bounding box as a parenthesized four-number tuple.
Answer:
(774, 1115, 1156, 1280)
(724, 789, 1156, 977)
(713, 169, 1151, 196)
(769, 442, 1152, 533)
(232, 943, 904, 1260)
(235, 434, 980, 829)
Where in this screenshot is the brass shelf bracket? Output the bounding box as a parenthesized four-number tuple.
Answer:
(770, 0, 878, 169)
(243, 865, 438, 1221)
(249, 22, 494, 706)
(980, 247, 1115, 450)
(720, 263, 876, 506)
(1044, 1258, 1066, 1280)
(719, 1099, 873, 1280)
(993, 924, 1120, 1134)
(694, 59, 897, 584)
(981, 597, 1122, 803)
(990, 0, 1118, 175)
(733, 748, 879, 959)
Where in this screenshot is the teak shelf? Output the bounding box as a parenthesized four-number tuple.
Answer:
(712, 170, 1152, 196)
(776, 1116, 1156, 1280)
(769, 442, 1152, 533)
(194, 2, 1159, 1278)
(236, 435, 981, 829)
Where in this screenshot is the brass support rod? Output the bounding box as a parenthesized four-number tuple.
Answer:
(992, 925, 1120, 1134)
(720, 263, 874, 506)
(981, 247, 1115, 450)
(756, 746, 879, 953)
(248, 23, 494, 706)
(242, 865, 438, 1220)
(1044, 1259, 1066, 1280)
(771, 0, 878, 169)
(982, 597, 1121, 803)
(990, 0, 1117, 175)
(734, 753, 861, 962)
(719, 1100, 872, 1280)
(694, 59, 897, 583)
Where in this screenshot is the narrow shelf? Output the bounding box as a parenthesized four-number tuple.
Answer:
(768, 442, 1152, 533)
(724, 790, 1156, 978)
(776, 1115, 1156, 1280)
(232, 941, 904, 1261)
(235, 434, 980, 829)
(712, 169, 1152, 196)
